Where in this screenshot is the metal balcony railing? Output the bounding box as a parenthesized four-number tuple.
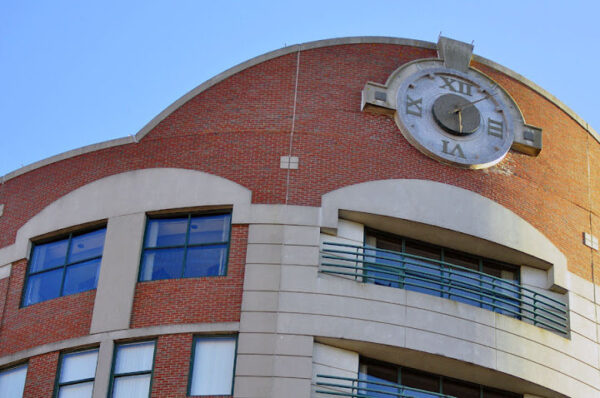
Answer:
(315, 374, 455, 398)
(320, 242, 569, 336)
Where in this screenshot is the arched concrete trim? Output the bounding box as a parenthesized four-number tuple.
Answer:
(0, 168, 252, 266)
(320, 179, 567, 292)
(2, 37, 597, 183)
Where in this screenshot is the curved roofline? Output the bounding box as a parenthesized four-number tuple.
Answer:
(2, 36, 598, 183)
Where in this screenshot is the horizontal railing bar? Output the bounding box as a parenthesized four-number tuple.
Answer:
(321, 257, 567, 322)
(315, 387, 426, 398)
(316, 374, 455, 398)
(323, 242, 567, 307)
(322, 249, 567, 313)
(319, 267, 567, 334)
(321, 257, 568, 322)
(319, 242, 570, 335)
(323, 243, 566, 308)
(322, 242, 568, 333)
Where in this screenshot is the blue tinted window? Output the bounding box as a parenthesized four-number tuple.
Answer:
(62, 258, 101, 296)
(140, 248, 185, 280)
(144, 218, 188, 248)
(188, 214, 231, 245)
(24, 268, 62, 305)
(358, 358, 522, 398)
(29, 239, 68, 273)
(23, 227, 106, 306)
(364, 230, 520, 320)
(184, 244, 228, 278)
(69, 229, 106, 263)
(140, 213, 231, 281)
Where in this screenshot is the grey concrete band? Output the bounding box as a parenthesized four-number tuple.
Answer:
(0, 321, 239, 368)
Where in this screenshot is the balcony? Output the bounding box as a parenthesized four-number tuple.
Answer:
(319, 242, 568, 336)
(315, 374, 454, 398)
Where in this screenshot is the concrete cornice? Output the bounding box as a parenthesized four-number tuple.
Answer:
(2, 36, 597, 183)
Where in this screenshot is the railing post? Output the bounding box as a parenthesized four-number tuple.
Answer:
(355, 245, 360, 282)
(491, 278, 496, 312)
(533, 292, 537, 326)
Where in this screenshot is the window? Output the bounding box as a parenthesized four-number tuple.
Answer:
(55, 348, 98, 398)
(189, 336, 236, 396)
(359, 358, 521, 398)
(0, 363, 27, 397)
(110, 341, 155, 398)
(140, 213, 231, 281)
(364, 229, 520, 317)
(23, 227, 106, 306)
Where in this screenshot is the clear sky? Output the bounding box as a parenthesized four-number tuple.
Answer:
(1, 1, 598, 176)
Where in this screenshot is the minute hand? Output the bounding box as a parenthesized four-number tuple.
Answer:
(452, 92, 493, 113)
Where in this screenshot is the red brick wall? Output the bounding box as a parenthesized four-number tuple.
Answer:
(151, 333, 193, 398)
(0, 277, 9, 326)
(130, 225, 247, 328)
(0, 259, 95, 356)
(0, 42, 597, 284)
(22, 351, 59, 398)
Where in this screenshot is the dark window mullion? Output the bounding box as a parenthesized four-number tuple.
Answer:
(58, 377, 96, 388)
(27, 263, 68, 277)
(58, 233, 74, 296)
(114, 369, 153, 378)
(64, 255, 103, 269)
(181, 214, 192, 278)
(144, 244, 186, 251)
(185, 240, 229, 249)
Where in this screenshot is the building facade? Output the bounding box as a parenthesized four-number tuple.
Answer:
(0, 36, 598, 397)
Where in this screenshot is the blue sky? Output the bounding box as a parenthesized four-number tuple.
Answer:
(1, 1, 598, 176)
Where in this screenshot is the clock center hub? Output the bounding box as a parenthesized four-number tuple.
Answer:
(432, 93, 481, 136)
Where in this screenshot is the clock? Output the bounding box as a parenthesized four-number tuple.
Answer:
(394, 62, 515, 168)
(361, 37, 542, 169)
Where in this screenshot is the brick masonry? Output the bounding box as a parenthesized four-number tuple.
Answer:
(22, 351, 58, 398)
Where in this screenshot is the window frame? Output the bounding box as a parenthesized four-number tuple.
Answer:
(364, 228, 520, 283)
(138, 211, 233, 282)
(53, 347, 99, 398)
(359, 357, 522, 398)
(108, 340, 157, 398)
(187, 335, 238, 397)
(21, 225, 107, 307)
(0, 362, 28, 398)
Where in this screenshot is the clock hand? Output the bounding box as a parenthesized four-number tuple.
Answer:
(458, 109, 463, 133)
(451, 92, 493, 114)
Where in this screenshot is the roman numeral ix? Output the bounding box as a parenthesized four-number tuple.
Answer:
(405, 95, 423, 117)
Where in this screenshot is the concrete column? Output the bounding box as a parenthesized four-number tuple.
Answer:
(92, 339, 114, 398)
(235, 212, 321, 398)
(90, 212, 146, 334)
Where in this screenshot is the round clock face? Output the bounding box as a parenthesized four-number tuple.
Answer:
(394, 62, 515, 168)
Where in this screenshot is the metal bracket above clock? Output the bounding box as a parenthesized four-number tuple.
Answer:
(361, 36, 542, 167)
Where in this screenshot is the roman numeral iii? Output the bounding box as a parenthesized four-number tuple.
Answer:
(487, 118, 503, 138)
